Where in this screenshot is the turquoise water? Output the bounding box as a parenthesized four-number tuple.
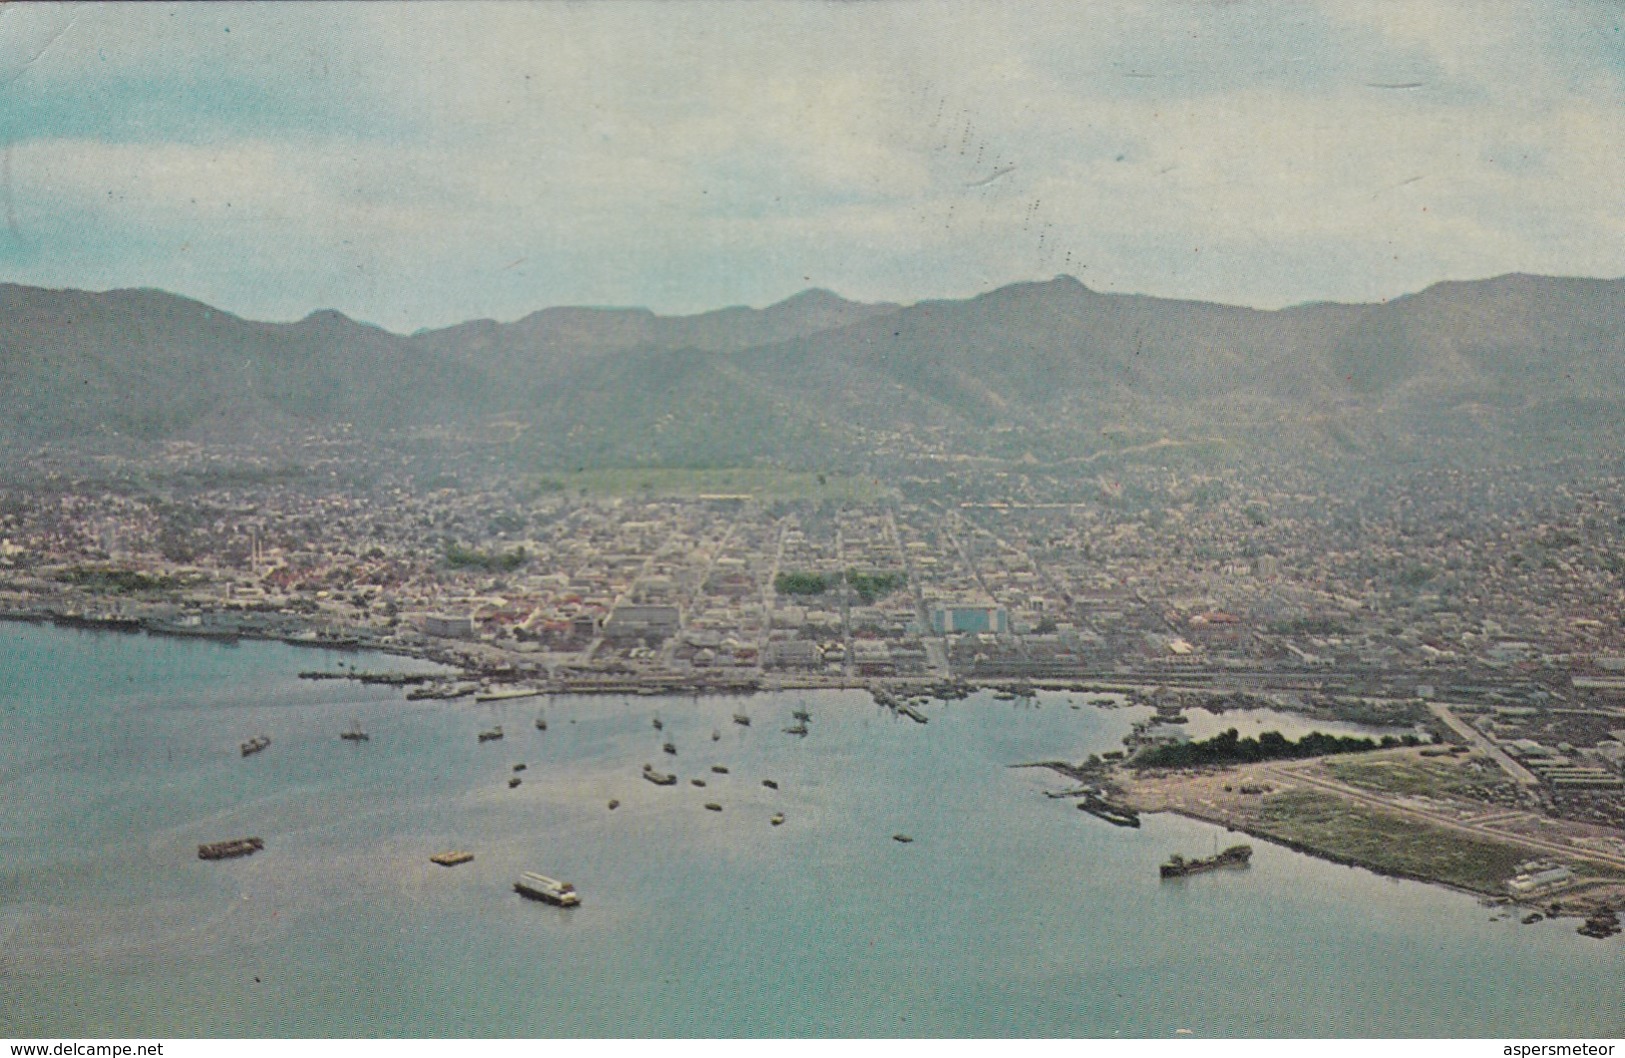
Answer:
(2, 623, 1621, 1037)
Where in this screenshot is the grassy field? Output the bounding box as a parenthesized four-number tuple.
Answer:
(1325, 753, 1518, 801)
(1253, 789, 1534, 894)
(528, 466, 898, 503)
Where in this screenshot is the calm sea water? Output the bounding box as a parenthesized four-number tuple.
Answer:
(1, 623, 1621, 1038)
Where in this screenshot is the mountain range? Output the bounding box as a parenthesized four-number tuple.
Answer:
(3, 272, 1623, 473)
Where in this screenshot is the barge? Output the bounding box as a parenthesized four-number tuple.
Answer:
(514, 872, 580, 907)
(1161, 844, 1253, 879)
(198, 837, 264, 860)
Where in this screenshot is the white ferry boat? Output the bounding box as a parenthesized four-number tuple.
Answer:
(514, 872, 581, 906)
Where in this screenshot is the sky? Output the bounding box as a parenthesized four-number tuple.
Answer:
(0, 0, 1622, 331)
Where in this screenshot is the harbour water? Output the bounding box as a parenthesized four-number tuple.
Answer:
(2, 623, 1621, 1037)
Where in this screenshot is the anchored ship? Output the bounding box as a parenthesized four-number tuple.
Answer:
(514, 872, 580, 906)
(198, 837, 264, 860)
(1160, 844, 1253, 878)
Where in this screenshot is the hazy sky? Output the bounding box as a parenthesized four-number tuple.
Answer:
(1, 1, 1622, 330)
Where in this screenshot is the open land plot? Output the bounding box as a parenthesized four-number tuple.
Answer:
(528, 466, 898, 503)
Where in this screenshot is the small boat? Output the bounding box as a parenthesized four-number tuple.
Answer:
(607, 799, 620, 810)
(514, 872, 580, 907)
(892, 834, 914, 844)
(340, 721, 369, 742)
(508, 776, 522, 788)
(652, 717, 664, 731)
(704, 802, 722, 812)
(733, 713, 751, 726)
(711, 765, 729, 774)
(770, 813, 785, 826)
(762, 779, 779, 790)
(642, 764, 677, 786)
(430, 851, 474, 867)
(711, 728, 721, 742)
(792, 705, 810, 721)
(513, 763, 527, 772)
(198, 837, 264, 860)
(691, 778, 707, 787)
(240, 735, 271, 757)
(535, 714, 548, 731)
(662, 741, 676, 755)
(783, 722, 809, 737)
(478, 725, 504, 742)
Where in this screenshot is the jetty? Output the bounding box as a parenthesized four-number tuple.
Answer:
(198, 837, 264, 860)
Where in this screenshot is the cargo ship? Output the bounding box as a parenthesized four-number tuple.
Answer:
(514, 872, 580, 906)
(198, 837, 264, 860)
(1160, 844, 1252, 878)
(240, 734, 271, 757)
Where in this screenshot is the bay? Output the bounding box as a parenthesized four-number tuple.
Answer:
(1, 623, 1620, 1037)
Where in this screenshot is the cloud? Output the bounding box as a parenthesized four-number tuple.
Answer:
(0, 0, 1620, 330)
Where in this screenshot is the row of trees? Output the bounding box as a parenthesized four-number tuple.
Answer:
(773, 569, 907, 603)
(444, 543, 528, 572)
(1132, 727, 1421, 769)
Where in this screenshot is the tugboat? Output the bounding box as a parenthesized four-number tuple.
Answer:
(240, 734, 271, 757)
(514, 872, 580, 907)
(198, 837, 264, 860)
(1160, 844, 1253, 879)
(479, 725, 504, 742)
(340, 720, 369, 743)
